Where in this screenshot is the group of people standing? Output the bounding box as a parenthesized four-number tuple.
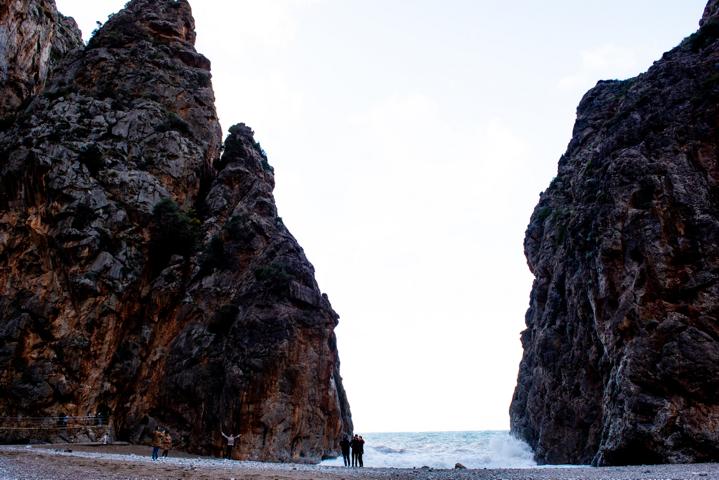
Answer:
(148, 426, 365, 466)
(339, 434, 365, 467)
(150, 426, 239, 461)
(150, 427, 172, 460)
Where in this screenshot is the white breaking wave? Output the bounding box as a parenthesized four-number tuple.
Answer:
(321, 431, 537, 469)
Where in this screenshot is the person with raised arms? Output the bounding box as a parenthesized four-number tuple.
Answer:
(221, 429, 241, 459)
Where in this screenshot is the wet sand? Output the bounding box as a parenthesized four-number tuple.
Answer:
(0, 445, 718, 480)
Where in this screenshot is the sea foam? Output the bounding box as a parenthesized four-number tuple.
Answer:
(321, 431, 537, 469)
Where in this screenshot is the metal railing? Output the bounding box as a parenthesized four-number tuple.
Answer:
(0, 415, 110, 432)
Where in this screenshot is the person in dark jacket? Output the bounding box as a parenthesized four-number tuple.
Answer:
(339, 436, 351, 467)
(350, 434, 359, 467)
(357, 435, 365, 467)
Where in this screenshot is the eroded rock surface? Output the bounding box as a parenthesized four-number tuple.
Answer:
(511, 2, 719, 466)
(0, 0, 82, 119)
(0, 0, 351, 462)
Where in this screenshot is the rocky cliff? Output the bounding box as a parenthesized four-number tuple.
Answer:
(0, 0, 82, 119)
(511, 1, 719, 466)
(0, 0, 352, 462)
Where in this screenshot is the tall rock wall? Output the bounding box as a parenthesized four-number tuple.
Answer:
(0, 0, 82, 119)
(0, 0, 352, 462)
(511, 2, 719, 466)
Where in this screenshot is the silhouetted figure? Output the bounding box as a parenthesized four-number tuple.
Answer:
(339, 436, 351, 467)
(221, 430, 240, 459)
(357, 435, 365, 467)
(351, 434, 359, 467)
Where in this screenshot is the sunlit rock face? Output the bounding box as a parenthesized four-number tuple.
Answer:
(0, 0, 352, 462)
(0, 0, 83, 118)
(511, 1, 719, 467)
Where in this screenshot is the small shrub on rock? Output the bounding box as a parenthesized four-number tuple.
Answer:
(225, 214, 254, 244)
(78, 144, 104, 175)
(536, 206, 552, 222)
(201, 235, 227, 272)
(688, 17, 719, 52)
(254, 262, 293, 294)
(150, 198, 201, 267)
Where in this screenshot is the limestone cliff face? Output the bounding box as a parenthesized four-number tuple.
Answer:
(0, 0, 352, 462)
(0, 0, 82, 119)
(511, 2, 719, 466)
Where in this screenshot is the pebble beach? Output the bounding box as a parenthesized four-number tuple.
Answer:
(1, 445, 718, 480)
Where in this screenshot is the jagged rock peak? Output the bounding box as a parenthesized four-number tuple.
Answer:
(229, 122, 257, 139)
(701, 0, 719, 25)
(90, 0, 197, 48)
(217, 123, 274, 176)
(33, 0, 223, 204)
(0, 0, 82, 118)
(227, 123, 264, 151)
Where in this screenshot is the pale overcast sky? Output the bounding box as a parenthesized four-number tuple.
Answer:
(56, 0, 707, 433)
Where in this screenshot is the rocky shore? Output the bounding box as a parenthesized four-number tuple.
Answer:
(1, 446, 718, 480)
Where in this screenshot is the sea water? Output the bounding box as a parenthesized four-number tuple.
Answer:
(320, 431, 537, 469)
